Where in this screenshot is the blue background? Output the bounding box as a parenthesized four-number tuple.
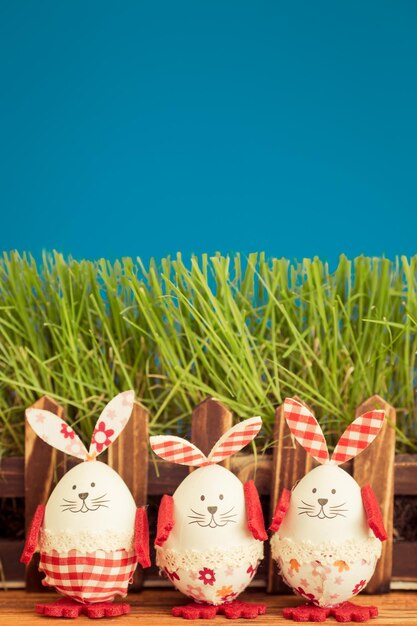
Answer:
(0, 1, 416, 263)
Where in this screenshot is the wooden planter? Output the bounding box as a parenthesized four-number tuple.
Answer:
(0, 395, 416, 591)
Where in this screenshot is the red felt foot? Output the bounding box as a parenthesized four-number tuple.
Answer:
(172, 603, 217, 619)
(84, 602, 131, 619)
(283, 603, 331, 622)
(218, 600, 267, 619)
(330, 601, 378, 623)
(35, 598, 83, 618)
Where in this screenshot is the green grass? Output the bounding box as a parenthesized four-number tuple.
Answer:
(0, 251, 416, 456)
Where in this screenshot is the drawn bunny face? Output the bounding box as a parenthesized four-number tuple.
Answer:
(279, 464, 369, 543)
(150, 416, 262, 551)
(26, 391, 137, 533)
(276, 398, 385, 544)
(44, 461, 136, 533)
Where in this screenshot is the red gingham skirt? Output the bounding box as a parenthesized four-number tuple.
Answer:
(39, 549, 137, 604)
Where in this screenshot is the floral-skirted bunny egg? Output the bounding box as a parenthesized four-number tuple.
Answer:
(150, 416, 268, 620)
(270, 399, 388, 622)
(21, 391, 150, 620)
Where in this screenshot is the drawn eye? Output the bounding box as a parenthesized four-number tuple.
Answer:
(91, 482, 95, 487)
(312, 488, 317, 493)
(331, 488, 336, 494)
(72, 485, 76, 490)
(219, 494, 224, 500)
(200, 495, 205, 501)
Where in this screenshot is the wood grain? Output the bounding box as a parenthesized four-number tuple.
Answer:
(24, 396, 67, 592)
(108, 401, 149, 589)
(353, 395, 396, 594)
(267, 399, 315, 593)
(0, 590, 415, 624)
(190, 397, 233, 469)
(4, 453, 415, 497)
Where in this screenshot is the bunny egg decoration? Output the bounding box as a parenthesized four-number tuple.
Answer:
(150, 416, 268, 619)
(21, 391, 150, 619)
(270, 398, 388, 622)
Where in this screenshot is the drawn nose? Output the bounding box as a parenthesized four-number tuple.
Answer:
(207, 506, 217, 515)
(78, 492, 89, 501)
(318, 498, 328, 506)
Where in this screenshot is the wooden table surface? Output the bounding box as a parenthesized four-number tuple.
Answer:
(0, 589, 416, 624)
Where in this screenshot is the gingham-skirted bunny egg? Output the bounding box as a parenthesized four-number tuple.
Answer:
(164, 464, 255, 551)
(44, 461, 136, 535)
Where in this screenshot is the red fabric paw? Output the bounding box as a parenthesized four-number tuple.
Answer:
(219, 600, 266, 619)
(172, 603, 217, 619)
(155, 494, 175, 547)
(35, 598, 83, 618)
(361, 485, 388, 541)
(283, 604, 330, 622)
(330, 601, 378, 622)
(244, 480, 267, 541)
(85, 602, 130, 618)
(20, 504, 45, 565)
(270, 488, 291, 532)
(135, 507, 151, 568)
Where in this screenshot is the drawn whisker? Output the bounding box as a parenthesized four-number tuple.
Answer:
(90, 500, 110, 505)
(219, 515, 237, 520)
(330, 502, 346, 509)
(220, 507, 235, 517)
(188, 515, 207, 520)
(92, 493, 108, 501)
(190, 509, 205, 517)
(301, 501, 314, 508)
(62, 499, 77, 504)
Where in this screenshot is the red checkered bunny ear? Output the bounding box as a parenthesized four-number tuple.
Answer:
(283, 398, 329, 464)
(331, 410, 385, 465)
(26, 408, 88, 461)
(207, 416, 262, 464)
(88, 390, 135, 459)
(150, 435, 208, 466)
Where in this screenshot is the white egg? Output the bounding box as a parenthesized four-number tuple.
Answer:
(165, 464, 254, 551)
(271, 464, 381, 608)
(157, 465, 264, 606)
(44, 461, 136, 536)
(279, 464, 369, 544)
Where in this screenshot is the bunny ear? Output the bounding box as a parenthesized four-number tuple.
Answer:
(88, 390, 135, 458)
(207, 416, 262, 464)
(331, 410, 385, 465)
(26, 408, 88, 460)
(150, 435, 208, 466)
(283, 398, 329, 464)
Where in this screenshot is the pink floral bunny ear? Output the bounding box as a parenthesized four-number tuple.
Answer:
(331, 410, 385, 465)
(150, 435, 208, 466)
(26, 408, 88, 460)
(283, 398, 329, 464)
(207, 416, 262, 464)
(26, 390, 135, 461)
(88, 390, 135, 459)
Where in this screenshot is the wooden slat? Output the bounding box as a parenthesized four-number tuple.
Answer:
(394, 455, 417, 495)
(392, 542, 417, 581)
(2, 453, 416, 498)
(0, 590, 416, 624)
(0, 458, 24, 498)
(353, 395, 396, 594)
(24, 396, 67, 592)
(267, 399, 315, 593)
(0, 541, 25, 587)
(108, 401, 149, 590)
(108, 401, 149, 505)
(190, 397, 233, 469)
